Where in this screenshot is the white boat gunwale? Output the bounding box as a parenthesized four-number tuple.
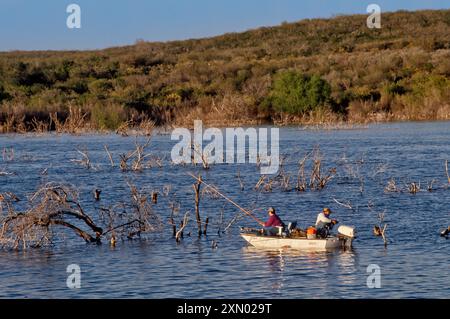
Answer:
(240, 232, 352, 250)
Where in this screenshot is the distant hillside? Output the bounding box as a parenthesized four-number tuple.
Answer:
(0, 9, 449, 132)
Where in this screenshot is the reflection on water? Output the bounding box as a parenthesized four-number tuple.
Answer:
(242, 246, 358, 297)
(1, 122, 450, 298)
(242, 248, 287, 292)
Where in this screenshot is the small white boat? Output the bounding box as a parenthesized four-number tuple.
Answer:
(240, 225, 356, 251)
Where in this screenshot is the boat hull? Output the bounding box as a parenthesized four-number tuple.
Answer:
(240, 233, 348, 251)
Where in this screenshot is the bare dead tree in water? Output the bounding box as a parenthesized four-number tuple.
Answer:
(131, 137, 151, 171)
(125, 181, 162, 238)
(296, 152, 310, 191)
(273, 155, 291, 191)
(368, 202, 388, 247)
(236, 169, 245, 191)
(427, 179, 436, 192)
(0, 182, 162, 250)
(175, 212, 189, 242)
(446, 160, 450, 184)
(309, 147, 336, 190)
(192, 143, 209, 170)
(193, 175, 203, 236)
(251, 148, 336, 193)
(0, 184, 102, 249)
(254, 175, 266, 191)
(118, 136, 153, 172)
(408, 182, 420, 194)
(217, 206, 225, 235)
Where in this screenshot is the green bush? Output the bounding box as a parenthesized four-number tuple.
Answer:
(385, 83, 406, 96)
(268, 71, 331, 114)
(90, 103, 126, 130)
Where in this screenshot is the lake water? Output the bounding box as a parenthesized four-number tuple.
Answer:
(0, 121, 449, 299)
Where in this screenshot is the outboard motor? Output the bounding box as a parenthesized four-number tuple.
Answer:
(287, 222, 297, 234)
(337, 225, 356, 247)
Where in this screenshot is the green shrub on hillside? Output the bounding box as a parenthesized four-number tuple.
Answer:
(268, 71, 331, 114)
(90, 103, 126, 130)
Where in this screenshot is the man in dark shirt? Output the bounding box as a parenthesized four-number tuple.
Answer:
(260, 207, 285, 236)
(264, 207, 284, 227)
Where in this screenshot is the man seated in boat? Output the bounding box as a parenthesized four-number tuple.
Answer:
(315, 208, 338, 238)
(260, 207, 285, 236)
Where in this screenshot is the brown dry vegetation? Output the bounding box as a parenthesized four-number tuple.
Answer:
(0, 10, 449, 132)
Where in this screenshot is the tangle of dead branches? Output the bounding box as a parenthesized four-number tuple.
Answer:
(0, 182, 162, 250)
(118, 137, 159, 171)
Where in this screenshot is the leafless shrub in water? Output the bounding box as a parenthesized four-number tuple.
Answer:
(368, 201, 388, 247)
(115, 116, 155, 137)
(118, 136, 155, 172)
(50, 106, 89, 134)
(70, 148, 92, 169)
(2, 148, 14, 162)
(31, 117, 50, 134)
(307, 147, 336, 190)
(408, 182, 420, 194)
(385, 178, 399, 193)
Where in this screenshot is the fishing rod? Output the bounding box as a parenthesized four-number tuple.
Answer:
(187, 172, 265, 226)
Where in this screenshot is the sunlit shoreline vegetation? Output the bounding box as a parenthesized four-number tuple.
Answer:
(0, 9, 449, 133)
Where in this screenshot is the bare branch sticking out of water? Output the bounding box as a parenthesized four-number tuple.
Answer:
(0, 168, 15, 176)
(427, 179, 436, 192)
(296, 152, 311, 191)
(104, 145, 115, 167)
(368, 203, 388, 247)
(332, 198, 353, 210)
(70, 149, 92, 169)
(192, 142, 209, 170)
(224, 212, 246, 233)
(236, 169, 244, 191)
(175, 212, 189, 242)
(217, 206, 225, 234)
(446, 160, 450, 184)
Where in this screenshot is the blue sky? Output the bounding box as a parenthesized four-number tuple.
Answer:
(0, 0, 449, 51)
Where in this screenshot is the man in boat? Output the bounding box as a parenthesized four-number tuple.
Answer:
(261, 207, 285, 235)
(315, 208, 338, 238)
